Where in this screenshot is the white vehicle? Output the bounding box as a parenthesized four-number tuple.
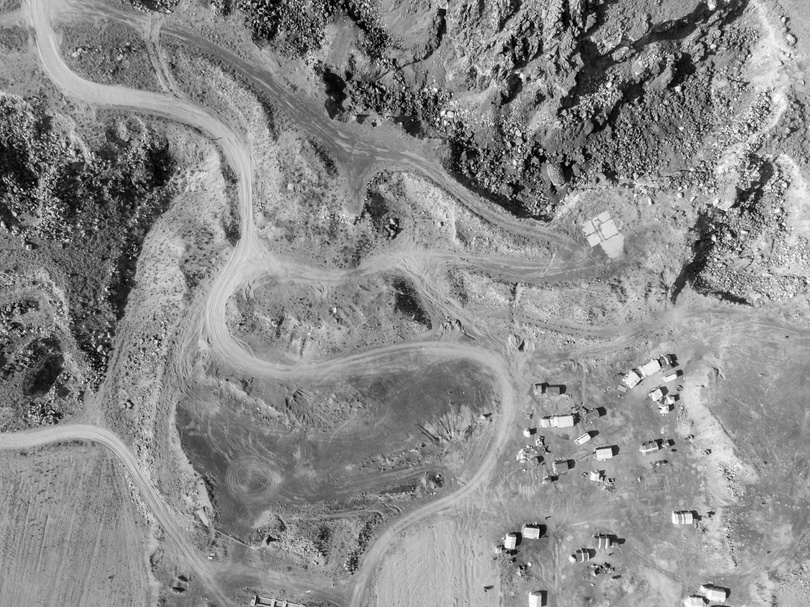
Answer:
(574, 432, 592, 446)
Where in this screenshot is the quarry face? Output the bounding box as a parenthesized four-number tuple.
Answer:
(2, 0, 810, 606)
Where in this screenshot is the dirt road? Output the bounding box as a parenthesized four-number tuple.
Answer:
(0, 423, 231, 605)
(21, 0, 560, 605)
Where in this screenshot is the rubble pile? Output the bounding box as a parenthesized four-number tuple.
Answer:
(685, 157, 807, 304)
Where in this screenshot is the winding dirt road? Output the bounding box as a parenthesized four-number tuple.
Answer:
(7, 1, 582, 605)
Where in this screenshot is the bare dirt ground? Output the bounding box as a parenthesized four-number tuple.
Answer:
(0, 443, 153, 606)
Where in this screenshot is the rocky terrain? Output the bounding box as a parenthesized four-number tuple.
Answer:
(3, 0, 810, 606)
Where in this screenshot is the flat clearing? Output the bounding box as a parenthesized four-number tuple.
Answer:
(372, 515, 499, 607)
(0, 444, 152, 606)
(177, 358, 496, 536)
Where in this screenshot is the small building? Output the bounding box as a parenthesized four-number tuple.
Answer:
(683, 596, 706, 607)
(663, 371, 680, 382)
(553, 459, 572, 475)
(658, 402, 672, 415)
(574, 432, 592, 446)
(594, 534, 613, 550)
(640, 440, 661, 455)
(648, 388, 664, 401)
(621, 370, 642, 389)
(545, 383, 565, 396)
(595, 446, 615, 461)
(538, 416, 553, 428)
(672, 511, 695, 525)
(638, 359, 662, 378)
(504, 532, 519, 550)
(552, 414, 575, 428)
(528, 590, 546, 607)
(523, 427, 535, 438)
(534, 383, 565, 396)
(700, 584, 729, 603)
(522, 524, 542, 540)
(568, 549, 591, 563)
(589, 470, 605, 482)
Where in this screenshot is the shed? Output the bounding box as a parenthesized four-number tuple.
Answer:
(638, 359, 662, 378)
(552, 414, 575, 428)
(552, 459, 571, 474)
(594, 534, 613, 550)
(504, 533, 518, 550)
(589, 470, 605, 482)
(648, 388, 664, 401)
(683, 596, 706, 607)
(528, 590, 546, 607)
(538, 417, 553, 428)
(640, 440, 661, 455)
(663, 371, 680, 382)
(522, 524, 542, 540)
(672, 511, 695, 525)
(621, 370, 642, 388)
(700, 584, 729, 602)
(595, 446, 615, 461)
(568, 549, 591, 563)
(574, 432, 592, 445)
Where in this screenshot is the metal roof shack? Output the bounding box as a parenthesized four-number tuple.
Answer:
(504, 532, 519, 550)
(648, 387, 664, 401)
(594, 534, 613, 550)
(528, 590, 546, 607)
(638, 359, 662, 377)
(620, 370, 642, 389)
(574, 432, 592, 445)
(640, 440, 661, 455)
(700, 584, 729, 603)
(672, 511, 695, 525)
(595, 446, 616, 461)
(552, 459, 572, 475)
(551, 414, 575, 428)
(683, 596, 706, 607)
(568, 549, 591, 563)
(522, 524, 542, 539)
